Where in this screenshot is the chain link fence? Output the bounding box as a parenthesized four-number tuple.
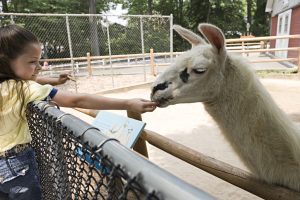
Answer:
(0, 13, 172, 90)
(26, 101, 214, 200)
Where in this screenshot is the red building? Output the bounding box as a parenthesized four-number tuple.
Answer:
(266, 0, 300, 59)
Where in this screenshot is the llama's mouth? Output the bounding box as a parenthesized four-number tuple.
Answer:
(153, 96, 173, 107)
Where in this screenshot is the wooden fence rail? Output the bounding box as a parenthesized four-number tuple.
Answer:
(40, 34, 300, 76)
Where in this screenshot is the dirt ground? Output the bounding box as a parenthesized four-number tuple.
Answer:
(58, 74, 300, 200)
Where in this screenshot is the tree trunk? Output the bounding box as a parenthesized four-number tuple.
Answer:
(1, 0, 8, 12)
(178, 0, 183, 24)
(89, 0, 100, 56)
(247, 0, 252, 25)
(148, 0, 153, 15)
(207, 0, 211, 22)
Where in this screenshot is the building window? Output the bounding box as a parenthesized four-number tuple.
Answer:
(278, 17, 282, 34)
(284, 15, 289, 33)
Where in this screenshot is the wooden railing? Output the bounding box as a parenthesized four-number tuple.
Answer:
(226, 35, 300, 67)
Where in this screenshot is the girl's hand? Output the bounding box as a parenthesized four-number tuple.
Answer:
(127, 98, 157, 113)
(57, 73, 70, 84)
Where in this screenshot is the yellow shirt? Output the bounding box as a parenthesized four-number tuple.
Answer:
(0, 80, 53, 152)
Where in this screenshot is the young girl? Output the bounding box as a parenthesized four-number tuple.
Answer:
(0, 24, 157, 200)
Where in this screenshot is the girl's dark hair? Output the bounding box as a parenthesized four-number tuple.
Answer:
(0, 24, 40, 118)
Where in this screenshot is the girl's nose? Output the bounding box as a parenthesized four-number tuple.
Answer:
(36, 63, 42, 70)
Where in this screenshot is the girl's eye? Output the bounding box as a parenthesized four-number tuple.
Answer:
(193, 68, 207, 74)
(29, 61, 40, 66)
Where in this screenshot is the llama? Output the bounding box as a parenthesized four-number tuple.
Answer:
(150, 23, 300, 192)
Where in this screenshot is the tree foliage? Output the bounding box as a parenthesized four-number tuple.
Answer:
(1, 0, 269, 54)
(127, 0, 269, 50)
(5, 0, 106, 14)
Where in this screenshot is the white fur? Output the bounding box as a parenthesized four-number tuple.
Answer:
(151, 23, 300, 191)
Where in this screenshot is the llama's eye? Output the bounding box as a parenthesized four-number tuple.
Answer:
(193, 68, 207, 74)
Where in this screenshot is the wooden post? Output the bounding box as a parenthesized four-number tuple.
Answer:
(260, 41, 264, 50)
(150, 48, 156, 76)
(87, 52, 92, 76)
(74, 108, 98, 118)
(127, 111, 149, 158)
(259, 41, 264, 56)
(242, 41, 245, 57)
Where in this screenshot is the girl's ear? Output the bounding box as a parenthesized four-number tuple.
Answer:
(173, 24, 206, 47)
(198, 23, 225, 54)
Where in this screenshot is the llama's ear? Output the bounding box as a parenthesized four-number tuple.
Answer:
(198, 23, 225, 54)
(173, 24, 206, 47)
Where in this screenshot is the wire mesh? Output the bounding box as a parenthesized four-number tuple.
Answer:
(26, 102, 160, 200)
(0, 13, 171, 87)
(26, 100, 215, 200)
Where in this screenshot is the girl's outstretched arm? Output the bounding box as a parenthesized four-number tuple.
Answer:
(52, 90, 157, 113)
(36, 73, 71, 86)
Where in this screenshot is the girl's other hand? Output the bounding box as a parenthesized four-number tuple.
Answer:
(57, 73, 71, 84)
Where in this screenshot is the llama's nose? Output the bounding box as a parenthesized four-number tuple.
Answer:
(151, 82, 169, 95)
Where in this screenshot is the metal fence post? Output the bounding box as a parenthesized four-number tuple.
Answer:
(106, 24, 114, 88)
(170, 14, 173, 64)
(65, 15, 77, 92)
(140, 16, 147, 82)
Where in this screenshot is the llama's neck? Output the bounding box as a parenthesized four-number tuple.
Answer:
(204, 55, 300, 173)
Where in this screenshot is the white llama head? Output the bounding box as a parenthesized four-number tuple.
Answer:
(151, 23, 227, 107)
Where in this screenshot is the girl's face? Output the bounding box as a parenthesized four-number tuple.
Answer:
(10, 43, 42, 81)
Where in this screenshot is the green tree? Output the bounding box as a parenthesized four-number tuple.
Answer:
(127, 0, 148, 15)
(208, 0, 246, 38)
(252, 0, 269, 36)
(188, 0, 211, 28)
(171, 0, 247, 51)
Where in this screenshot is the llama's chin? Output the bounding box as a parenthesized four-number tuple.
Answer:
(157, 102, 170, 108)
